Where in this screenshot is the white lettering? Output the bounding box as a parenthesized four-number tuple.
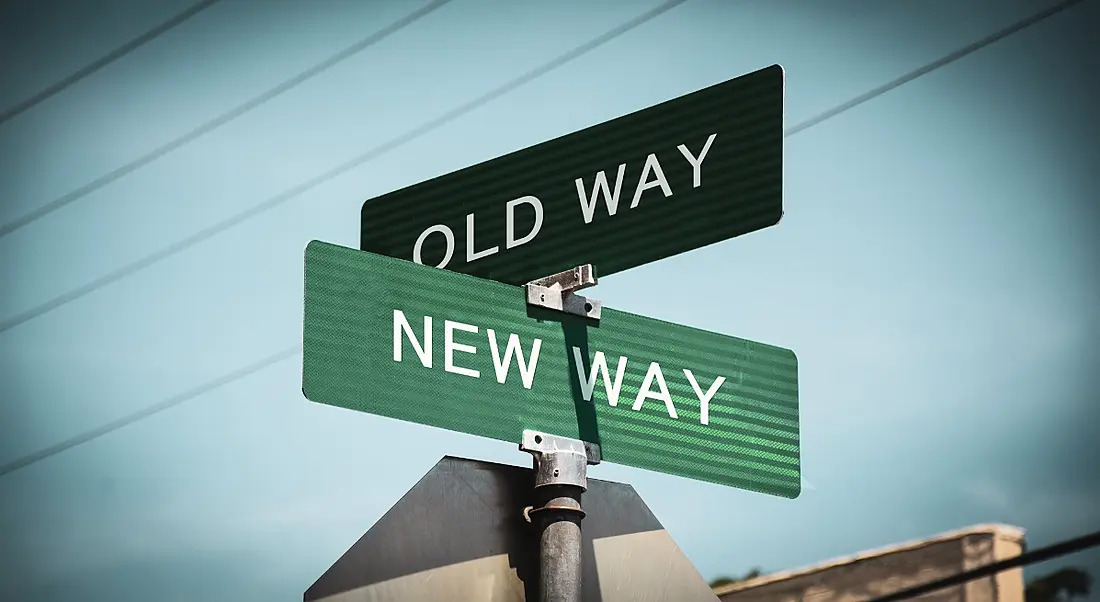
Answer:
(444, 320, 480, 378)
(575, 164, 627, 224)
(393, 310, 432, 368)
(505, 196, 544, 249)
(487, 330, 542, 389)
(412, 224, 455, 268)
(683, 369, 726, 425)
(465, 213, 499, 263)
(629, 153, 673, 208)
(571, 348, 628, 406)
(632, 361, 677, 419)
(677, 133, 717, 188)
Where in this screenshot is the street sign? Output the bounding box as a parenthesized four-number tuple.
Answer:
(360, 64, 784, 285)
(302, 241, 799, 497)
(305, 456, 718, 602)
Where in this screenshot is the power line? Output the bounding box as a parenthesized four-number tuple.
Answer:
(1, 0, 1087, 335)
(785, 0, 1087, 137)
(0, 0, 689, 475)
(0, 347, 300, 477)
(0, 0, 453, 239)
(0, 0, 221, 126)
(867, 529, 1100, 602)
(0, 0, 689, 335)
(0, 0, 1082, 475)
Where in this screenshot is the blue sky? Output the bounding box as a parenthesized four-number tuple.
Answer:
(1, 0, 1097, 599)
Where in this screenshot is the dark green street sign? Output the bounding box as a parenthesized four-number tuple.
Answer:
(361, 64, 784, 285)
(303, 241, 800, 497)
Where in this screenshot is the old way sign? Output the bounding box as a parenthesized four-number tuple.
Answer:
(302, 241, 800, 498)
(361, 64, 784, 285)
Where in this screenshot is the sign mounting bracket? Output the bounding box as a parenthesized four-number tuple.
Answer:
(524, 264, 601, 320)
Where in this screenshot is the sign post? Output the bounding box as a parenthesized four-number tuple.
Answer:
(305, 63, 794, 600)
(520, 430, 592, 602)
(519, 264, 605, 602)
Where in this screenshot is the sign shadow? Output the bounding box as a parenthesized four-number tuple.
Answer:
(525, 305, 602, 454)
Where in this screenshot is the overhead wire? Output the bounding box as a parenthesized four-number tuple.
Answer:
(0, 0, 692, 477)
(785, 0, 1086, 137)
(0, 0, 221, 126)
(0, 347, 301, 477)
(0, 0, 1086, 477)
(0, 0, 1087, 335)
(0, 0, 454, 239)
(0, 0, 689, 335)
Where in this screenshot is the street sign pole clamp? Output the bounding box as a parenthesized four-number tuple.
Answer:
(524, 265, 601, 320)
(520, 429, 598, 602)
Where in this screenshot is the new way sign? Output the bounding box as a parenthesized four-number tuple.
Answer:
(361, 64, 784, 285)
(302, 241, 800, 497)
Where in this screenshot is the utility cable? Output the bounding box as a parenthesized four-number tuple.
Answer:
(786, 0, 1087, 137)
(867, 529, 1100, 602)
(0, 347, 300, 477)
(0, 0, 691, 476)
(0, 0, 1083, 476)
(0, 0, 1086, 333)
(0, 0, 453, 239)
(0, 0, 221, 126)
(0, 0, 689, 334)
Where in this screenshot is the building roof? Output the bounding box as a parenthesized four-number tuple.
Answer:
(712, 523, 1027, 597)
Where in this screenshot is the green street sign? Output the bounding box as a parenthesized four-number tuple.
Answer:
(302, 241, 800, 497)
(360, 64, 784, 286)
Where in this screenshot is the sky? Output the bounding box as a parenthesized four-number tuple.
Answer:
(0, 0, 1098, 600)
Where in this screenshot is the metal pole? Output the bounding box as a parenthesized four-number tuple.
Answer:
(519, 264, 602, 601)
(521, 430, 593, 602)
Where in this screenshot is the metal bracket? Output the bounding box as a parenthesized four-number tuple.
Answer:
(524, 265, 601, 320)
(520, 430, 590, 600)
(519, 430, 601, 490)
